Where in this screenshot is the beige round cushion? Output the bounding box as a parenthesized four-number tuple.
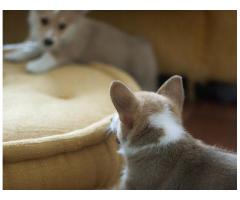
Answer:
(3, 62, 140, 189)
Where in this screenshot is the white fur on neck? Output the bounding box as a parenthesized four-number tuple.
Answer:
(118, 143, 159, 156)
(109, 113, 121, 135)
(110, 107, 185, 157)
(149, 105, 184, 145)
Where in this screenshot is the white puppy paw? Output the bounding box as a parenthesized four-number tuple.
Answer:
(4, 41, 43, 62)
(26, 53, 59, 74)
(26, 60, 46, 73)
(4, 50, 27, 62)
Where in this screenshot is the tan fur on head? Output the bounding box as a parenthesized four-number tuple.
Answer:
(110, 75, 184, 129)
(110, 76, 185, 147)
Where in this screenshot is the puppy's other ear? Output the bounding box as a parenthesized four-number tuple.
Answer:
(110, 81, 138, 129)
(157, 75, 184, 112)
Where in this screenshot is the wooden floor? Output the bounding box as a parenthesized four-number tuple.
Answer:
(183, 101, 237, 151)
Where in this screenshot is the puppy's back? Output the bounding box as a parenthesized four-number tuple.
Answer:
(161, 140, 237, 190)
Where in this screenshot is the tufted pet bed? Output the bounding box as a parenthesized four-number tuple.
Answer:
(3, 62, 140, 189)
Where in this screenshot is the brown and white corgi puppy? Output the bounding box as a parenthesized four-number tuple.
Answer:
(4, 10, 157, 90)
(109, 75, 237, 190)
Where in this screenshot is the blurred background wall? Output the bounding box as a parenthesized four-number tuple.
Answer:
(3, 10, 237, 83)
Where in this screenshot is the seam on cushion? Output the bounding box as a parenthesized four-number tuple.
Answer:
(3, 115, 113, 163)
(96, 139, 112, 189)
(91, 144, 98, 189)
(4, 132, 113, 164)
(94, 140, 115, 189)
(97, 136, 121, 189)
(4, 134, 114, 164)
(104, 138, 116, 189)
(4, 128, 78, 142)
(108, 138, 122, 189)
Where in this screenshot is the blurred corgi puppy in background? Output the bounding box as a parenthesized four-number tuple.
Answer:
(4, 10, 158, 90)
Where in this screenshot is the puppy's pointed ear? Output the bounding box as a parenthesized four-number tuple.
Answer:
(110, 81, 138, 129)
(157, 75, 184, 112)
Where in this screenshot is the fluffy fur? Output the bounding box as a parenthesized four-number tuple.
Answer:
(4, 10, 158, 90)
(109, 75, 237, 190)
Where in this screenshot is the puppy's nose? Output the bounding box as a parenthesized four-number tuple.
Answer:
(44, 38, 53, 46)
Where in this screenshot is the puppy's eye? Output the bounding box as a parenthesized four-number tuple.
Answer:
(58, 23, 66, 30)
(41, 17, 49, 26)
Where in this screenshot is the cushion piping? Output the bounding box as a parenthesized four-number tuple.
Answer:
(3, 115, 114, 163)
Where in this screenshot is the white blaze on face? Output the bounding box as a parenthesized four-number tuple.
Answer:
(45, 30, 54, 39)
(149, 105, 185, 145)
